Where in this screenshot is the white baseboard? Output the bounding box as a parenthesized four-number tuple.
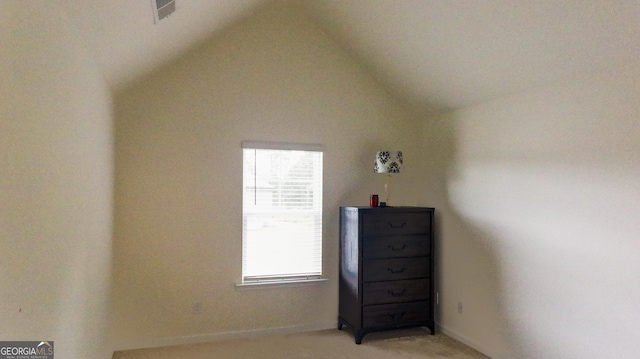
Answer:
(436, 322, 505, 359)
(113, 321, 337, 352)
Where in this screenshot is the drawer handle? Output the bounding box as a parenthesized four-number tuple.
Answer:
(387, 311, 406, 320)
(387, 289, 407, 297)
(387, 222, 407, 229)
(388, 244, 406, 251)
(387, 267, 406, 274)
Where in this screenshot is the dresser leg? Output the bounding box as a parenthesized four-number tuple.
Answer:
(355, 331, 364, 344)
(338, 318, 344, 330)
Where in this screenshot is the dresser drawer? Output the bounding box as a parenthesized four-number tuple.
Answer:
(362, 212, 430, 236)
(362, 258, 428, 282)
(363, 279, 430, 305)
(363, 301, 429, 328)
(363, 235, 430, 259)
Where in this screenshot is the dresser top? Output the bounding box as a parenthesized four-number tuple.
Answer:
(341, 206, 434, 212)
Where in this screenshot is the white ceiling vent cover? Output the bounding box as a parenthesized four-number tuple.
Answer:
(152, 0, 175, 23)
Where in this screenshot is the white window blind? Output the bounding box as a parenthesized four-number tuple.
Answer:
(242, 142, 323, 282)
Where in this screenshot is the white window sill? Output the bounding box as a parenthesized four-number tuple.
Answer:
(235, 277, 328, 290)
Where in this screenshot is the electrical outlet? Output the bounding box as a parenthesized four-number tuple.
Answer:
(192, 302, 202, 314)
(458, 301, 463, 314)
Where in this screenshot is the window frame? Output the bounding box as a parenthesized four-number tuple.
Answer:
(237, 141, 326, 288)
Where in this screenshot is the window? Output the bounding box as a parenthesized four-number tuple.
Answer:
(241, 141, 323, 283)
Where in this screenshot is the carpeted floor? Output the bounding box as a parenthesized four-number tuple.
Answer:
(113, 327, 490, 359)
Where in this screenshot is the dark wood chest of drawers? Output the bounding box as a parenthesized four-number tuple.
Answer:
(338, 206, 435, 344)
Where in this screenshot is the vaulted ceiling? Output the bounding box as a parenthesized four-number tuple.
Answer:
(61, 0, 640, 114)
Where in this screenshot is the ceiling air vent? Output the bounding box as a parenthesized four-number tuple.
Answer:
(152, 0, 175, 23)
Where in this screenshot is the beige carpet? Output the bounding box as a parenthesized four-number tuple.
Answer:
(113, 328, 490, 359)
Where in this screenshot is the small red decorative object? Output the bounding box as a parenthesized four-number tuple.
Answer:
(370, 194, 379, 207)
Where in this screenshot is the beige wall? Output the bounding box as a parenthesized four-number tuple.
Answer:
(0, 2, 113, 359)
(112, 3, 425, 349)
(426, 63, 640, 358)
